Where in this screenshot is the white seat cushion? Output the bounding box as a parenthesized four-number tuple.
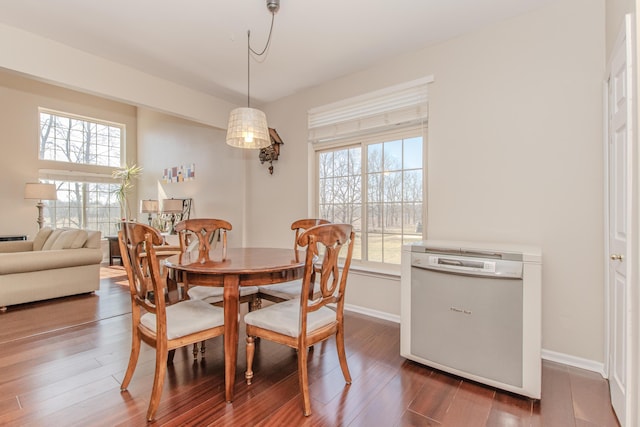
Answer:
(244, 299, 336, 337)
(259, 279, 320, 300)
(187, 285, 260, 304)
(140, 299, 224, 340)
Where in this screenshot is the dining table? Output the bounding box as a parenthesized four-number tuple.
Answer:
(163, 247, 305, 402)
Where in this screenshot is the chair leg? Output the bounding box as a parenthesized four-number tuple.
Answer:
(297, 343, 312, 416)
(245, 335, 255, 385)
(336, 325, 352, 384)
(192, 343, 198, 359)
(147, 346, 169, 421)
(121, 330, 141, 391)
(167, 349, 176, 364)
(200, 340, 206, 355)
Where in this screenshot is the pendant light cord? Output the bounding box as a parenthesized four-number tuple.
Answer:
(246, 11, 276, 108)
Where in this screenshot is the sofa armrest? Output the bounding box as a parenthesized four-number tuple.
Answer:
(0, 248, 103, 275)
(0, 241, 34, 253)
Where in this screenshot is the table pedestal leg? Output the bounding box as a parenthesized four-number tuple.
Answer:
(223, 274, 240, 402)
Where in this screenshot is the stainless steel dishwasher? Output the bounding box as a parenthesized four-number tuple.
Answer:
(400, 240, 542, 398)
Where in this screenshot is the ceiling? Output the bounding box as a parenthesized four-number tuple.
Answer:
(0, 0, 553, 106)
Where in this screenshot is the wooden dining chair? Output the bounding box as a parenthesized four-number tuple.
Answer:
(244, 223, 355, 416)
(175, 218, 260, 308)
(118, 222, 225, 422)
(258, 218, 330, 303)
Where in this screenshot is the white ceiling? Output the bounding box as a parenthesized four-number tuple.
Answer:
(0, 0, 553, 105)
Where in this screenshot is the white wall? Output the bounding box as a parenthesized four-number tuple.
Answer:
(0, 70, 137, 239)
(250, 0, 607, 362)
(136, 108, 248, 248)
(0, 23, 235, 130)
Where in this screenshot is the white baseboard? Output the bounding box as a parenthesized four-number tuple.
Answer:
(541, 348, 606, 378)
(345, 303, 606, 378)
(344, 303, 400, 324)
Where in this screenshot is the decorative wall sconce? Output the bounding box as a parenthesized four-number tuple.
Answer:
(259, 128, 284, 175)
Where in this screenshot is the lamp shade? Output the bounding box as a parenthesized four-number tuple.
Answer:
(140, 199, 159, 213)
(161, 199, 183, 214)
(226, 107, 271, 149)
(24, 183, 57, 200)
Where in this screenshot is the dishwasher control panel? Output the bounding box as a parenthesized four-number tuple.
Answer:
(411, 252, 523, 279)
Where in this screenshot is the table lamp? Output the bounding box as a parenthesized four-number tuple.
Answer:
(24, 182, 57, 230)
(161, 198, 184, 234)
(140, 199, 159, 226)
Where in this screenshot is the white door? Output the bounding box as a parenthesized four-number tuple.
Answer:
(607, 14, 634, 427)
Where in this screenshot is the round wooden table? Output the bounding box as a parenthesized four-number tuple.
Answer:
(164, 247, 305, 402)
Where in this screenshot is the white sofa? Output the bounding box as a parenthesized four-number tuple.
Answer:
(0, 227, 103, 311)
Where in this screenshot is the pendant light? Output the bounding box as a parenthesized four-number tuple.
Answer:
(226, 0, 280, 149)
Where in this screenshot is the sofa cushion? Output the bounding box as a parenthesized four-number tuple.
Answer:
(49, 229, 87, 250)
(32, 227, 53, 251)
(40, 229, 64, 251)
(85, 230, 101, 249)
(69, 230, 89, 249)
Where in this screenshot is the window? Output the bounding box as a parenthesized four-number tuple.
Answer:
(310, 77, 431, 267)
(318, 129, 424, 265)
(38, 109, 125, 236)
(44, 180, 121, 236)
(39, 111, 121, 166)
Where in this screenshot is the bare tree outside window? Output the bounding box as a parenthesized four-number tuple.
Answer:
(39, 110, 124, 236)
(318, 132, 423, 265)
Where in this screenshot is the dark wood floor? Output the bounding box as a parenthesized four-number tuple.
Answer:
(0, 266, 620, 426)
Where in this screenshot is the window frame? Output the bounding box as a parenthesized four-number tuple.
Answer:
(313, 125, 426, 271)
(37, 108, 126, 236)
(39, 108, 124, 168)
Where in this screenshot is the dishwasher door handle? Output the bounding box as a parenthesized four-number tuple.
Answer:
(438, 258, 465, 267)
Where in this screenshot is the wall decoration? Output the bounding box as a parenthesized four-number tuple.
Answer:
(163, 163, 195, 183)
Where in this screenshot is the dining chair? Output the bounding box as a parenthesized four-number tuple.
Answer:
(257, 218, 330, 303)
(175, 218, 261, 306)
(244, 223, 355, 416)
(118, 222, 225, 422)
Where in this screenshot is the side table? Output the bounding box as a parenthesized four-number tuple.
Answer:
(106, 235, 122, 265)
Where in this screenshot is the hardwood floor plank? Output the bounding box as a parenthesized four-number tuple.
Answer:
(485, 391, 534, 427)
(397, 409, 442, 426)
(438, 380, 495, 427)
(346, 361, 432, 427)
(0, 395, 20, 418)
(538, 361, 576, 426)
(567, 365, 620, 427)
(0, 267, 620, 426)
(408, 369, 461, 423)
(306, 358, 400, 426)
(0, 376, 120, 425)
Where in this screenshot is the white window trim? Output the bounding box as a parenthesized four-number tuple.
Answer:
(313, 126, 426, 270)
(38, 108, 127, 236)
(38, 107, 126, 169)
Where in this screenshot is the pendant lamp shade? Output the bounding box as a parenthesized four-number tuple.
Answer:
(226, 107, 271, 149)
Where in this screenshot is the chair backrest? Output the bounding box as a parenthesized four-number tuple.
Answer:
(297, 223, 355, 318)
(291, 218, 331, 261)
(118, 221, 168, 326)
(175, 218, 232, 259)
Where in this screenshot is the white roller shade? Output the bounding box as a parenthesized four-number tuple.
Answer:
(308, 76, 433, 144)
